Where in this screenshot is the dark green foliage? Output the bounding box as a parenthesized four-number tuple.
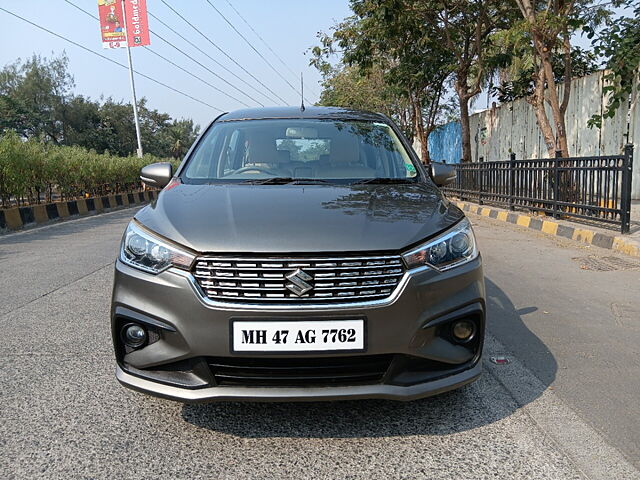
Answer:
(585, 1, 640, 128)
(0, 53, 200, 158)
(490, 47, 599, 103)
(0, 131, 179, 207)
(310, 1, 457, 162)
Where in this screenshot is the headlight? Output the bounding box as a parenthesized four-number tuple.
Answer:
(120, 222, 195, 274)
(402, 218, 478, 271)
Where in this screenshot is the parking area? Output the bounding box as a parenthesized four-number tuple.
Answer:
(1, 208, 638, 479)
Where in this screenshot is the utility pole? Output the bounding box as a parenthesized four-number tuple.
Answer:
(121, 0, 143, 158)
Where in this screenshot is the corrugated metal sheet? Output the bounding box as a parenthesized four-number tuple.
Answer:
(427, 70, 639, 198)
(427, 121, 462, 164)
(630, 80, 639, 200)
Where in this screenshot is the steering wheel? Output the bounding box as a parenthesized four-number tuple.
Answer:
(232, 165, 280, 176)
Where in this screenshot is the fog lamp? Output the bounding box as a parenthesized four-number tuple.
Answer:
(451, 320, 475, 342)
(122, 324, 147, 348)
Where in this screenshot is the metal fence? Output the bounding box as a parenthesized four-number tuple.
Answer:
(442, 145, 634, 233)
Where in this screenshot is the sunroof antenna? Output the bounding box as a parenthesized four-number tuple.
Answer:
(300, 72, 305, 112)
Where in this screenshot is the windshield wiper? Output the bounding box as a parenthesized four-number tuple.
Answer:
(290, 178, 331, 184)
(241, 177, 295, 184)
(241, 177, 330, 185)
(351, 178, 417, 185)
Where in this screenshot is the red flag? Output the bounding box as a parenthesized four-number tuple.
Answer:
(124, 0, 151, 47)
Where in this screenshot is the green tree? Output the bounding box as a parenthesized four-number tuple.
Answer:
(96, 98, 139, 156)
(0, 53, 201, 158)
(311, 1, 455, 163)
(315, 64, 414, 135)
(586, 1, 640, 128)
(0, 53, 74, 143)
(489, 46, 599, 103)
(419, 0, 516, 162)
(138, 99, 172, 157)
(0, 94, 29, 133)
(510, 0, 615, 157)
(161, 119, 200, 159)
(312, 0, 514, 163)
(59, 95, 103, 150)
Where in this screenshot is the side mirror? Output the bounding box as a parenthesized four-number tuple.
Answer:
(430, 162, 456, 187)
(140, 162, 173, 189)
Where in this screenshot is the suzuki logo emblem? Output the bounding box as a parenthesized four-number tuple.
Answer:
(285, 268, 313, 296)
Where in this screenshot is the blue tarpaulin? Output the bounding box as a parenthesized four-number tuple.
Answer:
(428, 121, 461, 164)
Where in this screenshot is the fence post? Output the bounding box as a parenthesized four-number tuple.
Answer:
(459, 158, 464, 201)
(553, 150, 562, 219)
(478, 162, 484, 205)
(620, 144, 634, 234)
(509, 152, 516, 211)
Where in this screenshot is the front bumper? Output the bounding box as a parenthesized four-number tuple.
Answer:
(111, 255, 485, 402)
(116, 361, 481, 402)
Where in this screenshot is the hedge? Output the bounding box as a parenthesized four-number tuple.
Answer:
(0, 131, 179, 207)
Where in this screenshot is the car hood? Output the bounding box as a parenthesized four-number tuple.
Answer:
(135, 182, 463, 254)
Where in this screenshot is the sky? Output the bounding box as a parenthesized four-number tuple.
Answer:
(0, 0, 353, 128)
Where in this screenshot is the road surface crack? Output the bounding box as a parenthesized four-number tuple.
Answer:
(0, 261, 113, 321)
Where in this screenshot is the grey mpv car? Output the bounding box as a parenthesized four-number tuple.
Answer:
(112, 106, 485, 402)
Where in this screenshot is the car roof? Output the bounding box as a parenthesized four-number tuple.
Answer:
(216, 106, 389, 123)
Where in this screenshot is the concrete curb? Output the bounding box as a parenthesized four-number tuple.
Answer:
(456, 201, 640, 258)
(0, 191, 157, 234)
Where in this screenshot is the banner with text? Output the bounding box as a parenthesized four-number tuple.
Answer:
(124, 0, 150, 47)
(98, 0, 150, 49)
(98, 0, 126, 49)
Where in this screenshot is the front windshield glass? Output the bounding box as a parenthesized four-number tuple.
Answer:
(181, 119, 419, 183)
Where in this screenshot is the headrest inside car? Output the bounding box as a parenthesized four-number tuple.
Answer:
(330, 135, 359, 164)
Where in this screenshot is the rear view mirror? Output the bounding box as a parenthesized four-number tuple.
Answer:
(285, 127, 318, 139)
(430, 162, 456, 187)
(140, 162, 173, 189)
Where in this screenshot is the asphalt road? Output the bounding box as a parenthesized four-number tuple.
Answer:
(1, 208, 639, 479)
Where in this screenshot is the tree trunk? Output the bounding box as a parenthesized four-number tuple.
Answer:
(538, 47, 569, 157)
(422, 141, 430, 163)
(410, 93, 429, 164)
(458, 90, 472, 163)
(515, 3, 573, 159)
(530, 64, 557, 157)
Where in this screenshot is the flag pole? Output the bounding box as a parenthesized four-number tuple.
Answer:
(120, 0, 143, 158)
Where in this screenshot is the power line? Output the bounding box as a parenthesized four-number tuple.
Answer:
(62, 0, 256, 107)
(146, 37, 255, 107)
(0, 6, 222, 112)
(205, 0, 310, 104)
(147, 10, 274, 105)
(143, 48, 249, 107)
(223, 0, 319, 98)
(158, 0, 289, 105)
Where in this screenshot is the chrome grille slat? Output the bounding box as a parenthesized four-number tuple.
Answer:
(198, 283, 396, 292)
(197, 255, 401, 262)
(193, 254, 405, 304)
(193, 264, 402, 272)
(202, 292, 393, 301)
(203, 285, 289, 291)
(193, 272, 402, 282)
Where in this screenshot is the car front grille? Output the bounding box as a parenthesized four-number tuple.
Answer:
(192, 254, 406, 304)
(208, 355, 393, 387)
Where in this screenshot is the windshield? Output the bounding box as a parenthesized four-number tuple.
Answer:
(181, 119, 419, 184)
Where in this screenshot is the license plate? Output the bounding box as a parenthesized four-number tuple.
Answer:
(231, 319, 365, 353)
